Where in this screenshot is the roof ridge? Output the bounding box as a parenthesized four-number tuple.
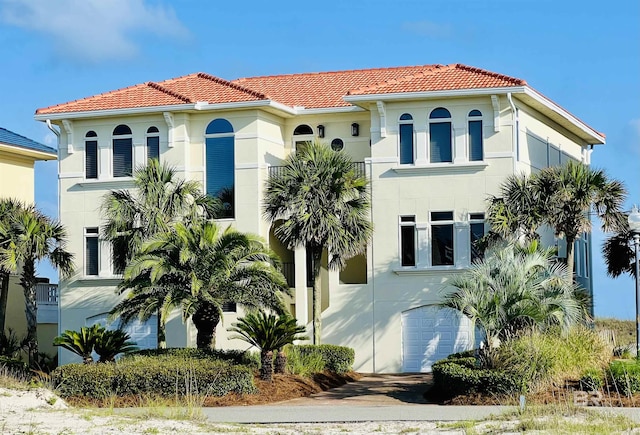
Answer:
(233, 64, 441, 82)
(194, 72, 270, 100)
(347, 64, 447, 95)
(452, 64, 527, 85)
(146, 81, 193, 103)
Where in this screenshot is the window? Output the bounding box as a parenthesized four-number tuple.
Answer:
(85, 131, 98, 179)
(429, 108, 452, 163)
(330, 138, 344, 152)
(469, 213, 485, 263)
(111, 238, 127, 275)
(146, 126, 160, 162)
(399, 113, 414, 164)
(400, 216, 416, 266)
(222, 302, 237, 312)
(85, 227, 99, 276)
(431, 211, 454, 266)
(293, 124, 314, 152)
(468, 110, 483, 161)
(112, 124, 132, 177)
(205, 119, 235, 218)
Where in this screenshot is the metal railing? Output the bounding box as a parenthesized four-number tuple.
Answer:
(36, 283, 58, 305)
(268, 161, 366, 178)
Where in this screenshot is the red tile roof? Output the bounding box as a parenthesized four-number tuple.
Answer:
(36, 64, 526, 115)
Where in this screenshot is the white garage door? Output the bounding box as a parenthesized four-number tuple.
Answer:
(401, 306, 478, 373)
(86, 314, 157, 351)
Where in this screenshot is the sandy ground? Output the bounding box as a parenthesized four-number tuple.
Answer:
(2, 387, 640, 434)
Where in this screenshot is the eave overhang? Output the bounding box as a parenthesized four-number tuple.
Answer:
(0, 143, 57, 161)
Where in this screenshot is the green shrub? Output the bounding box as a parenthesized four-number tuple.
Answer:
(0, 356, 29, 377)
(295, 345, 354, 374)
(579, 368, 604, 391)
(52, 354, 256, 399)
(432, 356, 524, 397)
(607, 360, 640, 397)
(285, 345, 325, 376)
(494, 327, 610, 392)
(125, 347, 259, 369)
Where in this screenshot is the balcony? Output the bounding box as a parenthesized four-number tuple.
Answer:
(36, 283, 58, 324)
(269, 161, 366, 178)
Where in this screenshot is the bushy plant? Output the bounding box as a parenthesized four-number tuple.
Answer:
(0, 356, 29, 377)
(285, 345, 325, 377)
(431, 355, 524, 397)
(579, 368, 604, 391)
(54, 325, 137, 364)
(494, 327, 610, 392)
(51, 354, 256, 399)
(126, 347, 258, 368)
(0, 329, 27, 358)
(607, 360, 640, 397)
(294, 344, 354, 374)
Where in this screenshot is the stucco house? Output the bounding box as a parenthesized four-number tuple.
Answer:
(0, 127, 58, 358)
(35, 64, 600, 372)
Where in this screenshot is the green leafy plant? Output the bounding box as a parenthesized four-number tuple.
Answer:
(294, 344, 355, 374)
(0, 328, 28, 358)
(607, 360, 640, 396)
(94, 329, 138, 363)
(54, 325, 103, 364)
(228, 311, 307, 381)
(284, 345, 325, 377)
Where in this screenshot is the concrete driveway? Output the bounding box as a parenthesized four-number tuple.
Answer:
(281, 373, 433, 406)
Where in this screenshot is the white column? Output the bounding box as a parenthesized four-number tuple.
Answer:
(416, 223, 429, 267)
(453, 127, 466, 164)
(294, 246, 308, 326)
(98, 138, 110, 180)
(415, 127, 428, 165)
(455, 222, 470, 267)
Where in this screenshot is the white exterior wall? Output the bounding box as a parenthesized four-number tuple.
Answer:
(54, 91, 594, 369)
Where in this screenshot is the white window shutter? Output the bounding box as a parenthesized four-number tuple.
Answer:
(455, 222, 470, 267)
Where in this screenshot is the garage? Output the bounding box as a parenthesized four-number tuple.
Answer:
(401, 305, 479, 372)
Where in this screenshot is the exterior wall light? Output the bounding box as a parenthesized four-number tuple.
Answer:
(317, 125, 325, 138)
(351, 122, 360, 137)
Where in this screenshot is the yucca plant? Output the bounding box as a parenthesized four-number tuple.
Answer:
(53, 324, 104, 364)
(94, 329, 138, 363)
(228, 311, 307, 381)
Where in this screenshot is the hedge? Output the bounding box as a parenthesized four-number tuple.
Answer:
(51, 355, 256, 399)
(432, 356, 524, 397)
(295, 345, 354, 374)
(125, 347, 258, 368)
(607, 360, 640, 397)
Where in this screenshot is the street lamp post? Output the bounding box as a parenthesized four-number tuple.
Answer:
(628, 205, 640, 358)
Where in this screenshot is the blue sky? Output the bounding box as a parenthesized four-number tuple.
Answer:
(0, 0, 638, 318)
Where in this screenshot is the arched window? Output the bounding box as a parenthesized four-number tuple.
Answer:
(112, 124, 132, 177)
(399, 113, 414, 164)
(146, 126, 160, 162)
(205, 119, 234, 218)
(330, 138, 344, 152)
(468, 110, 483, 161)
(85, 131, 98, 179)
(429, 108, 452, 163)
(293, 124, 314, 152)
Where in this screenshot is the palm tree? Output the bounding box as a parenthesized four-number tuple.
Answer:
(0, 205, 73, 367)
(0, 198, 23, 332)
(53, 324, 103, 364)
(263, 142, 373, 344)
(102, 160, 221, 347)
(94, 329, 138, 363)
(488, 161, 626, 281)
(602, 214, 636, 279)
(440, 241, 588, 361)
(117, 220, 291, 349)
(228, 311, 307, 381)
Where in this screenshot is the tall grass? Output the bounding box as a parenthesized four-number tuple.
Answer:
(494, 326, 610, 392)
(284, 345, 325, 377)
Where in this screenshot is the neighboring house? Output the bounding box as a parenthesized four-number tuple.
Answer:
(35, 64, 601, 372)
(0, 127, 58, 357)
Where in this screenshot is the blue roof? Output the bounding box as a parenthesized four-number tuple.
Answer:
(0, 127, 56, 156)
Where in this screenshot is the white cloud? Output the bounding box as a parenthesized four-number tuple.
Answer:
(0, 0, 188, 63)
(401, 20, 452, 39)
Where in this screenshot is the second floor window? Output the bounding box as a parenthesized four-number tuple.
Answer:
(431, 211, 454, 266)
(469, 212, 485, 263)
(399, 113, 414, 164)
(400, 216, 416, 267)
(205, 118, 235, 218)
(112, 124, 132, 177)
(146, 126, 160, 161)
(85, 131, 98, 179)
(468, 110, 483, 161)
(429, 107, 452, 163)
(85, 227, 99, 276)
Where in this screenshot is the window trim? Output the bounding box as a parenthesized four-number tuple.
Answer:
(84, 227, 99, 277)
(84, 131, 98, 180)
(429, 211, 455, 267)
(112, 125, 133, 178)
(469, 212, 486, 264)
(428, 107, 453, 163)
(204, 119, 236, 220)
(399, 215, 417, 267)
(467, 109, 484, 162)
(398, 113, 415, 165)
(145, 126, 160, 162)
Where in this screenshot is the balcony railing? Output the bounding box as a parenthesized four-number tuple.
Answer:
(36, 283, 58, 305)
(269, 161, 366, 178)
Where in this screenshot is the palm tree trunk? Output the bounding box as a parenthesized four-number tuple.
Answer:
(157, 309, 166, 349)
(565, 236, 576, 283)
(192, 303, 221, 349)
(274, 348, 286, 374)
(260, 350, 274, 381)
(0, 272, 10, 332)
(311, 248, 323, 345)
(20, 260, 38, 367)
